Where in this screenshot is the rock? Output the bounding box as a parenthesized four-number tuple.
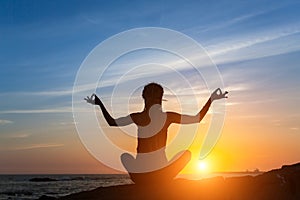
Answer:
(29, 177, 58, 182)
(57, 162, 300, 200)
(38, 195, 57, 200)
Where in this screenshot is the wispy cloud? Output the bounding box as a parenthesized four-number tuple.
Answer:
(1, 14, 299, 119)
(0, 107, 72, 114)
(186, 10, 269, 34)
(207, 24, 300, 64)
(7, 133, 31, 139)
(57, 121, 76, 126)
(14, 143, 64, 151)
(0, 119, 13, 125)
(210, 29, 300, 56)
(0, 89, 73, 97)
(6, 23, 299, 103)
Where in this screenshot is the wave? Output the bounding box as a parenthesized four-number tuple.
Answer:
(0, 189, 33, 196)
(29, 177, 58, 182)
(0, 174, 132, 200)
(26, 174, 129, 182)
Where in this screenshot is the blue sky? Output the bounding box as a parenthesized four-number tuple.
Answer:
(0, 0, 300, 173)
(1, 0, 299, 111)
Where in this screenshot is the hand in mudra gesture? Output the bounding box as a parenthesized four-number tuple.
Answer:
(210, 88, 228, 101)
(84, 94, 101, 105)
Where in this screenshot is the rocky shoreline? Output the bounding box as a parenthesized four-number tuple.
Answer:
(39, 162, 300, 200)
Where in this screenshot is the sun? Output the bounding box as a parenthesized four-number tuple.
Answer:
(197, 160, 208, 172)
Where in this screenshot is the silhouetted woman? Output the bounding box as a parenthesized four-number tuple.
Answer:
(85, 83, 227, 183)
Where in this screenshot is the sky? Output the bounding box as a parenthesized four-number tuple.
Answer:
(0, 0, 300, 174)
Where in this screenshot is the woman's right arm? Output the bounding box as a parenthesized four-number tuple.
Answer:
(85, 94, 133, 126)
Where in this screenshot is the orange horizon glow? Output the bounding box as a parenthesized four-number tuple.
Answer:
(1, 100, 299, 175)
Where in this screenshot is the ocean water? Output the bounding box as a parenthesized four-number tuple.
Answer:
(0, 174, 132, 200)
(180, 172, 262, 180)
(0, 172, 262, 200)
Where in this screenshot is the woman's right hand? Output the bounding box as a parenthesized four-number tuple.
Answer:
(84, 94, 101, 105)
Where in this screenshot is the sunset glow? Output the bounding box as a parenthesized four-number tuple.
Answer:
(197, 161, 208, 172)
(0, 0, 300, 175)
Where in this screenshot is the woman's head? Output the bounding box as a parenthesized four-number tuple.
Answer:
(142, 83, 164, 103)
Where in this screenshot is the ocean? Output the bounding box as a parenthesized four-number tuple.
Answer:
(0, 172, 262, 200)
(0, 174, 132, 200)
